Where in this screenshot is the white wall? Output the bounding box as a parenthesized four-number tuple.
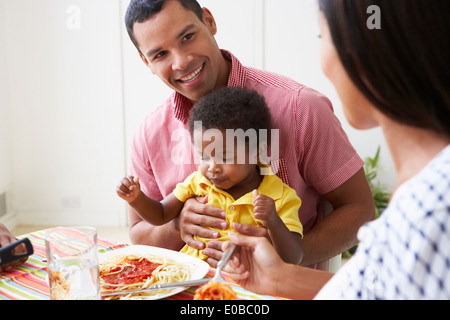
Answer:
(0, 0, 16, 228)
(0, 0, 11, 190)
(3, 0, 127, 227)
(0, 0, 395, 228)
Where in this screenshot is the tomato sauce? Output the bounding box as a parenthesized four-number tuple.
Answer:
(102, 258, 162, 285)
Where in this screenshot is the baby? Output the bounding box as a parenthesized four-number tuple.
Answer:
(117, 87, 303, 264)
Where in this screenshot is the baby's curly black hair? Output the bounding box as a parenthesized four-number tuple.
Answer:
(187, 87, 273, 147)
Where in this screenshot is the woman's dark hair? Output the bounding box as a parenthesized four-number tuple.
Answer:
(319, 0, 450, 137)
(187, 87, 273, 147)
(125, 0, 203, 53)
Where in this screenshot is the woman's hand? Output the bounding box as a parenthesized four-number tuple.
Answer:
(226, 232, 284, 295)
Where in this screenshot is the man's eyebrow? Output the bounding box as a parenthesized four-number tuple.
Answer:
(147, 47, 162, 58)
(177, 24, 195, 39)
(146, 24, 195, 58)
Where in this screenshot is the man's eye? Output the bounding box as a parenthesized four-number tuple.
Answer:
(154, 51, 167, 60)
(183, 33, 194, 41)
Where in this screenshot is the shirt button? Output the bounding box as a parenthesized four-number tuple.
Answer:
(229, 206, 236, 211)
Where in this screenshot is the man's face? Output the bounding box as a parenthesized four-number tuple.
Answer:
(132, 0, 229, 103)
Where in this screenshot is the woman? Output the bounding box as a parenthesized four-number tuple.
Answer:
(227, 0, 450, 299)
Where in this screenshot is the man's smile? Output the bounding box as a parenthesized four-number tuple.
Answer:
(178, 64, 204, 83)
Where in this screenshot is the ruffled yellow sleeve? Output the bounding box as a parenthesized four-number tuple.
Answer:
(172, 170, 209, 202)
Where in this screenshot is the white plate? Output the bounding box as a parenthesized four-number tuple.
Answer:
(98, 245, 210, 300)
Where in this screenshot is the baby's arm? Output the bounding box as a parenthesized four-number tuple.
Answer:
(116, 176, 184, 226)
(252, 190, 303, 264)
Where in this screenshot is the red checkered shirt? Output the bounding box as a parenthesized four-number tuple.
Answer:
(130, 50, 363, 232)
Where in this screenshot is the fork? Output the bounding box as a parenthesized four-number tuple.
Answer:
(213, 242, 237, 281)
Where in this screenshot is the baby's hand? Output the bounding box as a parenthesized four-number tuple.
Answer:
(252, 190, 278, 228)
(116, 176, 141, 202)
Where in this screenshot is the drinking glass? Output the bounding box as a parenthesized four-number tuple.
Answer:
(45, 226, 100, 300)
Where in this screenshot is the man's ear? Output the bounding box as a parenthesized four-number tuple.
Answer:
(139, 51, 148, 65)
(139, 52, 155, 74)
(201, 7, 217, 36)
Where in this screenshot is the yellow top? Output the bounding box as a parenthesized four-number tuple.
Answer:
(173, 167, 303, 260)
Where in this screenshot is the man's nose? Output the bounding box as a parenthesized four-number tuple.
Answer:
(172, 52, 193, 71)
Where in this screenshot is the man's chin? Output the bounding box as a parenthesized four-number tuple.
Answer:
(178, 89, 211, 104)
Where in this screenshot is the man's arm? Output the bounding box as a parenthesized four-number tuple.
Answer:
(128, 207, 185, 250)
(299, 168, 375, 267)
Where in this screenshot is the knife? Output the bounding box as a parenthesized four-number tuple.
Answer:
(101, 277, 211, 297)
(0, 238, 34, 267)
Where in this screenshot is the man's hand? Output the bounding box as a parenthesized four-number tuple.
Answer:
(204, 222, 269, 267)
(178, 196, 227, 250)
(232, 222, 269, 239)
(178, 196, 271, 267)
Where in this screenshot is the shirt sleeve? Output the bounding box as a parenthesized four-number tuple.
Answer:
(172, 171, 204, 202)
(294, 87, 364, 194)
(129, 120, 163, 201)
(277, 187, 304, 237)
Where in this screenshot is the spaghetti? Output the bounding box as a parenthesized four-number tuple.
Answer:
(194, 280, 237, 300)
(100, 253, 193, 300)
(48, 270, 70, 300)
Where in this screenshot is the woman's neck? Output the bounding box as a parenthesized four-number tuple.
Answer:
(379, 116, 450, 189)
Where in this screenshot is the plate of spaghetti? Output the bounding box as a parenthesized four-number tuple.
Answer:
(99, 245, 209, 300)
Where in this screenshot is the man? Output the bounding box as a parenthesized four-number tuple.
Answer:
(124, 0, 375, 268)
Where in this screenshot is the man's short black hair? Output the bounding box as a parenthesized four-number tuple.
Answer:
(125, 0, 204, 53)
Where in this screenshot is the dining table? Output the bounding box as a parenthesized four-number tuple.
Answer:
(0, 227, 283, 301)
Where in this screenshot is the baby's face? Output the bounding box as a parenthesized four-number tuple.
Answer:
(194, 128, 259, 191)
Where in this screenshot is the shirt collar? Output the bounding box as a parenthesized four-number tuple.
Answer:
(171, 50, 247, 123)
(256, 168, 284, 201)
(197, 165, 283, 204)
